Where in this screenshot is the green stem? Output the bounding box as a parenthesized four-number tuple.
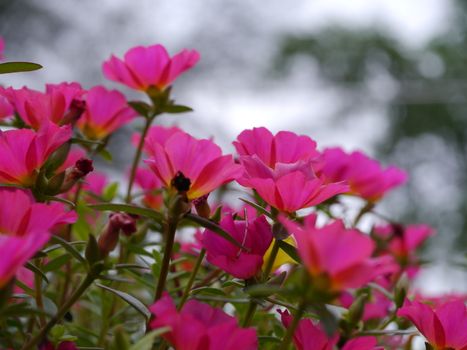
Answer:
(154, 218, 178, 301)
(242, 301, 258, 327)
(242, 239, 281, 328)
(125, 116, 154, 203)
(278, 300, 306, 350)
(262, 239, 280, 280)
(178, 248, 206, 310)
(21, 272, 97, 350)
(34, 260, 46, 327)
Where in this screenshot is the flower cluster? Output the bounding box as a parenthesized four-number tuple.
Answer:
(0, 38, 464, 350)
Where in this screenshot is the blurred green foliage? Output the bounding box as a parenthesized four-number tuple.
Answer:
(275, 0, 467, 254)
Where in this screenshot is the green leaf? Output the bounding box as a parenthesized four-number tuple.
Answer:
(128, 101, 152, 116)
(244, 284, 283, 297)
(95, 283, 151, 319)
(0, 61, 42, 74)
(85, 234, 102, 265)
(191, 287, 226, 296)
(277, 240, 301, 264)
(89, 203, 163, 223)
(103, 182, 119, 202)
(43, 254, 71, 273)
(99, 148, 113, 162)
(129, 328, 171, 350)
(184, 213, 249, 251)
(49, 235, 85, 263)
(163, 104, 193, 114)
(239, 198, 274, 219)
(25, 262, 49, 284)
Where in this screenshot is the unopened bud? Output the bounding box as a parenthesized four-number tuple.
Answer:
(61, 99, 86, 125)
(59, 158, 94, 193)
(194, 194, 210, 218)
(394, 273, 409, 308)
(97, 213, 137, 257)
(346, 293, 368, 327)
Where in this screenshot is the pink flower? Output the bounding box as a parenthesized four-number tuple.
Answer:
(279, 309, 338, 350)
(150, 293, 257, 350)
(77, 86, 136, 139)
(245, 171, 348, 213)
(234, 128, 348, 212)
(0, 88, 13, 119)
(374, 224, 434, 260)
(342, 337, 383, 350)
(103, 44, 200, 91)
(144, 130, 242, 200)
(134, 167, 163, 210)
(321, 148, 407, 202)
(282, 214, 387, 292)
(279, 310, 381, 350)
(234, 127, 320, 170)
(3, 83, 84, 130)
(0, 187, 77, 288)
(202, 215, 273, 279)
(397, 299, 467, 350)
(0, 122, 72, 186)
(132, 125, 183, 157)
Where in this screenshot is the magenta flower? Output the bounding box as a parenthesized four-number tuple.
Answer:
(103, 44, 200, 91)
(279, 310, 381, 350)
(132, 125, 183, 157)
(3, 83, 84, 130)
(234, 128, 348, 212)
(321, 147, 407, 202)
(0, 88, 13, 120)
(246, 171, 348, 213)
(279, 309, 338, 350)
(144, 130, 242, 200)
(0, 122, 72, 186)
(374, 224, 434, 260)
(134, 167, 163, 210)
(282, 214, 387, 291)
(342, 337, 383, 350)
(234, 127, 320, 170)
(397, 299, 467, 350)
(77, 85, 136, 139)
(150, 293, 257, 350)
(203, 215, 273, 279)
(0, 187, 77, 288)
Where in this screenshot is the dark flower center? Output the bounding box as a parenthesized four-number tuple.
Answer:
(171, 171, 191, 192)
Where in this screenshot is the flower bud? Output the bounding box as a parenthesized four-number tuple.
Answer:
(394, 273, 409, 308)
(97, 213, 137, 257)
(59, 158, 94, 193)
(193, 194, 210, 218)
(61, 99, 86, 125)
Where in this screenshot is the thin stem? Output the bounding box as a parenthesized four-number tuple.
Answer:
(278, 300, 306, 350)
(242, 239, 281, 328)
(178, 248, 206, 310)
(34, 260, 46, 327)
(125, 116, 154, 203)
(262, 239, 280, 280)
(353, 202, 374, 226)
(21, 272, 97, 350)
(154, 218, 178, 301)
(242, 301, 258, 327)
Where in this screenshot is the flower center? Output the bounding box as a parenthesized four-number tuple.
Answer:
(171, 171, 191, 192)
